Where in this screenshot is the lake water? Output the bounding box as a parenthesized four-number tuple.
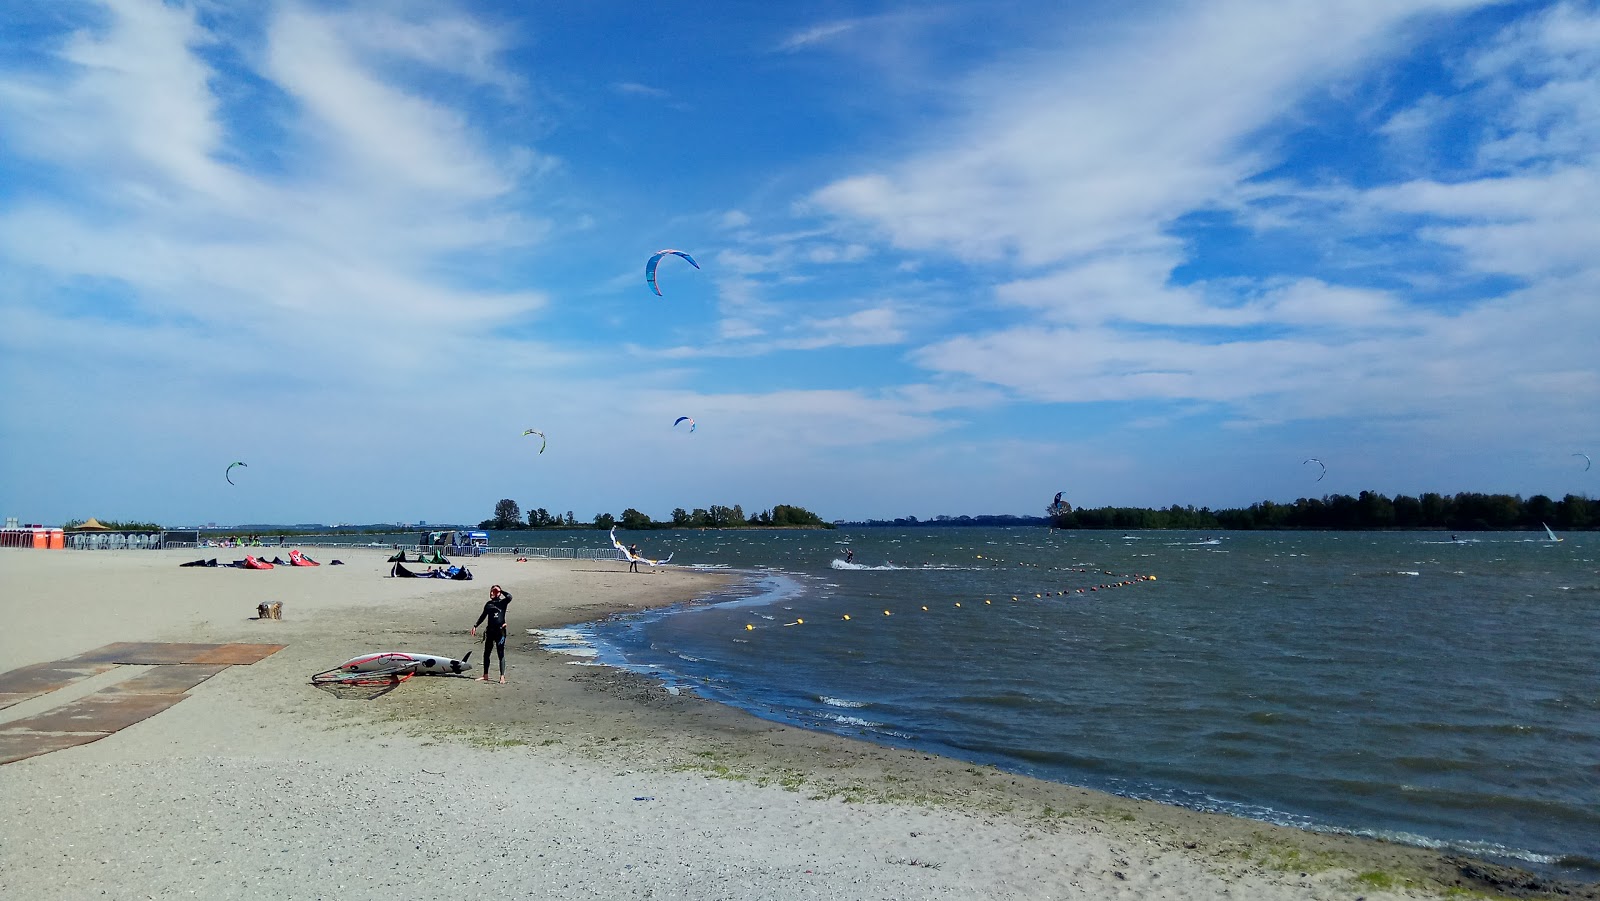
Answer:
(512, 527, 1600, 879)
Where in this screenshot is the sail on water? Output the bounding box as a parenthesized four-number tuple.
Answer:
(1542, 522, 1564, 543)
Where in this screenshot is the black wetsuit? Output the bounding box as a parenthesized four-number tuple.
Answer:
(474, 592, 512, 676)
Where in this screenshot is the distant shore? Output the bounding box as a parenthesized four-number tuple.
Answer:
(1, 548, 1593, 900)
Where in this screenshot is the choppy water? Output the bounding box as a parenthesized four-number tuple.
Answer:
(526, 527, 1598, 879)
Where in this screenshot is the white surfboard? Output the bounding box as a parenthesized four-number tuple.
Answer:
(337, 651, 473, 675)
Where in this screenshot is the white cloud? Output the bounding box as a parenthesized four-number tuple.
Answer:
(811, 0, 1492, 267)
(264, 5, 513, 200)
(614, 81, 670, 98)
(775, 19, 864, 53)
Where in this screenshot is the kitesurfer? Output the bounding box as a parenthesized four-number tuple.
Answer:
(628, 544, 641, 573)
(845, 548, 854, 564)
(470, 585, 512, 684)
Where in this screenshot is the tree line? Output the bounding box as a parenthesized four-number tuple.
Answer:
(480, 499, 832, 531)
(1047, 491, 1596, 531)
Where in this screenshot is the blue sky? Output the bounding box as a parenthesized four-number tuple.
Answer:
(1, 0, 1596, 527)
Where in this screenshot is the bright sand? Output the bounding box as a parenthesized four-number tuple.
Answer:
(0, 548, 1590, 900)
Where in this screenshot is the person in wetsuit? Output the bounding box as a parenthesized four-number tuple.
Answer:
(470, 584, 512, 683)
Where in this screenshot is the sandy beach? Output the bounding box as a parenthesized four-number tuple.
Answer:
(0, 548, 1590, 901)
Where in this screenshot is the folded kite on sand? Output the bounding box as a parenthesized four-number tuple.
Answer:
(389, 562, 473, 580)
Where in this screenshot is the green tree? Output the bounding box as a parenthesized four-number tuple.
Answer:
(671, 507, 690, 526)
(620, 508, 654, 530)
(593, 512, 615, 530)
(492, 499, 522, 530)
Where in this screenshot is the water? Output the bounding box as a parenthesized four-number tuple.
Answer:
(527, 527, 1599, 878)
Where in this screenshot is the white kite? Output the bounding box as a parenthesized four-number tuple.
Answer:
(609, 526, 673, 566)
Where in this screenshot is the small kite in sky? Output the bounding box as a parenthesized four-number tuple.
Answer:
(646, 250, 699, 297)
(1303, 458, 1326, 482)
(523, 428, 546, 454)
(674, 416, 696, 433)
(226, 461, 248, 485)
(1576, 452, 1592, 471)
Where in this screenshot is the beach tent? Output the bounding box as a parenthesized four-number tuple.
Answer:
(73, 518, 112, 531)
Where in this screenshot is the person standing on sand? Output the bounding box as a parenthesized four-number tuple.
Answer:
(469, 584, 512, 684)
(628, 544, 641, 573)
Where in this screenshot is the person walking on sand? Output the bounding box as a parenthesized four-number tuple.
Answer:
(470, 584, 512, 684)
(628, 544, 641, 573)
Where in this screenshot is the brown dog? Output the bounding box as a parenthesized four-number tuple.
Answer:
(257, 602, 284, 620)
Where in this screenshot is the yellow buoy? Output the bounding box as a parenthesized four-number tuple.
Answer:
(745, 624, 754, 631)
(843, 614, 851, 620)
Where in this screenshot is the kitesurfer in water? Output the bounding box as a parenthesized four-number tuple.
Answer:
(470, 584, 512, 684)
(845, 548, 854, 564)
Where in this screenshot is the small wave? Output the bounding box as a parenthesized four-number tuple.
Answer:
(527, 627, 598, 658)
(1353, 570, 1422, 578)
(821, 712, 882, 728)
(820, 696, 869, 708)
(829, 559, 979, 571)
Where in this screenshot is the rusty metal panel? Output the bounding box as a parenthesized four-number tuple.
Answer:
(188, 643, 285, 665)
(69, 642, 204, 665)
(0, 661, 116, 706)
(67, 642, 286, 665)
(101, 664, 230, 695)
(0, 730, 109, 766)
(9, 693, 184, 733)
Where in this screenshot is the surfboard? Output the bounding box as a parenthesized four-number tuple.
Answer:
(336, 651, 473, 675)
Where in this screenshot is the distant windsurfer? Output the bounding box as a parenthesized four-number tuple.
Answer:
(470, 584, 511, 684)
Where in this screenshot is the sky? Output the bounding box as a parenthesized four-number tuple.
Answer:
(1, 0, 1597, 528)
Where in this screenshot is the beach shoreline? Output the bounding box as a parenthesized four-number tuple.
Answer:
(1, 547, 1592, 900)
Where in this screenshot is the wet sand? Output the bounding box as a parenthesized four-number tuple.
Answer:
(0, 547, 1590, 900)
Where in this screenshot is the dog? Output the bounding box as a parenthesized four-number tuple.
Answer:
(257, 602, 284, 621)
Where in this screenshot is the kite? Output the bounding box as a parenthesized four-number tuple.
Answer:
(1050, 491, 1066, 513)
(609, 526, 673, 566)
(1575, 453, 1592, 472)
(1303, 458, 1326, 482)
(646, 249, 699, 297)
(226, 461, 248, 485)
(674, 416, 696, 433)
(522, 429, 546, 454)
